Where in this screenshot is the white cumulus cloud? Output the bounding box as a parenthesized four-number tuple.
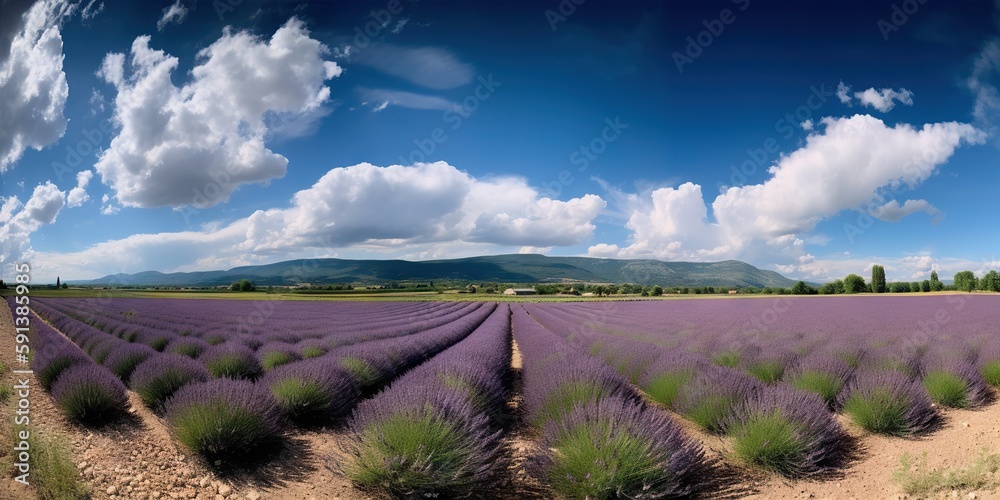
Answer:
(0, 181, 67, 274)
(66, 170, 94, 208)
(837, 81, 914, 112)
(95, 18, 342, 209)
(592, 115, 985, 268)
(34, 162, 606, 280)
(0, 0, 74, 171)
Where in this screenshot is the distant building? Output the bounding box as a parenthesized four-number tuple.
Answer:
(503, 288, 537, 295)
(728, 290, 739, 295)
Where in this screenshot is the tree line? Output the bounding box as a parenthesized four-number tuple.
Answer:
(815, 267, 1000, 295)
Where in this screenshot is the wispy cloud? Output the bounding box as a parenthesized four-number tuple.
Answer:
(157, 0, 187, 31)
(358, 87, 462, 113)
(352, 43, 474, 90)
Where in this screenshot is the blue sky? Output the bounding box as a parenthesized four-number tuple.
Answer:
(1, 0, 999, 283)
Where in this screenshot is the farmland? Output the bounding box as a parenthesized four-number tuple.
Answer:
(5, 294, 1000, 499)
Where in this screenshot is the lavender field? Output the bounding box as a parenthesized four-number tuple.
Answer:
(13, 295, 1000, 498)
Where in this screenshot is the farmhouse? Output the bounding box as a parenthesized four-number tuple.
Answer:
(503, 288, 537, 295)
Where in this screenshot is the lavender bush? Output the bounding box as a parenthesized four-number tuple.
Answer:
(130, 354, 211, 408)
(838, 370, 936, 436)
(165, 379, 286, 463)
(725, 386, 846, 476)
(51, 364, 130, 425)
(534, 396, 706, 499)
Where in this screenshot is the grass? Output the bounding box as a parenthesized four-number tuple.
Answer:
(545, 420, 663, 499)
(893, 450, 1000, 496)
(22, 429, 90, 500)
(269, 378, 333, 423)
(841, 387, 910, 436)
(980, 360, 1000, 387)
(788, 370, 843, 406)
(348, 411, 477, 496)
(340, 357, 380, 389)
(922, 371, 969, 408)
(642, 370, 695, 408)
(729, 411, 807, 475)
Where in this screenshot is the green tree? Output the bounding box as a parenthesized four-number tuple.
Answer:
(870, 265, 886, 293)
(819, 280, 843, 295)
(921, 280, 931, 292)
(230, 279, 256, 292)
(980, 270, 1000, 292)
(930, 270, 945, 291)
(791, 281, 813, 295)
(56, 277, 61, 288)
(651, 285, 663, 296)
(843, 274, 867, 294)
(910, 282, 921, 292)
(953, 270, 977, 292)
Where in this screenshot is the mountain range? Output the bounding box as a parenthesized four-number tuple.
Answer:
(74, 254, 802, 289)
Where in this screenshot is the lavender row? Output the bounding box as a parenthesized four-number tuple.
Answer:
(5, 298, 130, 426)
(33, 298, 482, 360)
(339, 304, 512, 496)
(512, 306, 707, 497)
(36, 297, 464, 345)
(153, 302, 499, 464)
(527, 303, 991, 448)
(523, 304, 851, 476)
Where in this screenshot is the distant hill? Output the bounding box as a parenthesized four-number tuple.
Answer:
(74, 254, 802, 289)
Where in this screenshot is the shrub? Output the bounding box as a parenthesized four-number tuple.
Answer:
(921, 355, 991, 409)
(130, 354, 211, 408)
(33, 350, 90, 391)
(261, 359, 359, 424)
(977, 343, 1000, 387)
(982, 360, 1000, 387)
(297, 339, 327, 359)
(711, 349, 741, 367)
(167, 338, 210, 359)
(50, 365, 129, 425)
(639, 351, 703, 408)
(102, 343, 157, 383)
(674, 366, 762, 433)
(257, 342, 299, 371)
(923, 371, 970, 408)
(345, 394, 502, 497)
(839, 371, 935, 436)
(785, 353, 854, 408)
(200, 343, 262, 380)
(339, 357, 380, 389)
(726, 387, 845, 476)
(533, 397, 706, 499)
(165, 379, 285, 463)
